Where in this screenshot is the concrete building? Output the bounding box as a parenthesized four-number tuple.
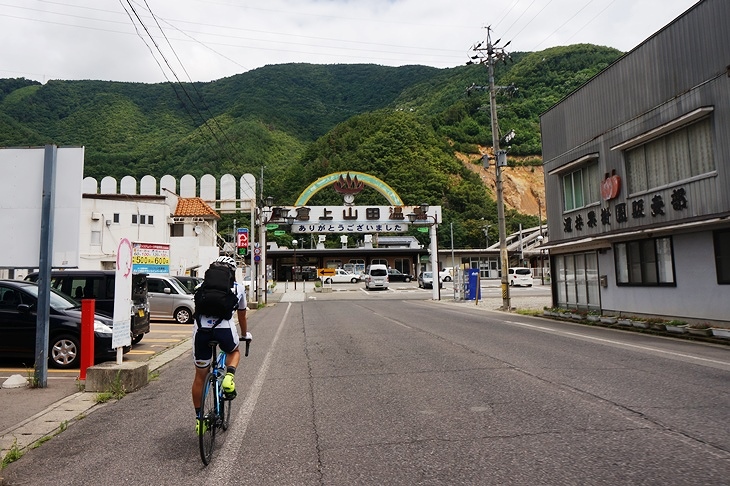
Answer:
(539, 0, 729, 325)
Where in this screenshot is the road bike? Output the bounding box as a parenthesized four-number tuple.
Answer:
(198, 337, 251, 465)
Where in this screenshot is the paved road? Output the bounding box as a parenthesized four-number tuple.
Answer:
(2, 295, 728, 485)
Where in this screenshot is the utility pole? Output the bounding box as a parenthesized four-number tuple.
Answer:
(469, 26, 512, 311)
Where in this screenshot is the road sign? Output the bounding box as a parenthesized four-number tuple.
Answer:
(237, 228, 249, 248)
(254, 247, 261, 256)
(266, 224, 279, 230)
(274, 230, 286, 236)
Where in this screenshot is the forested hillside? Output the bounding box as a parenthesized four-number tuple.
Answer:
(0, 44, 622, 248)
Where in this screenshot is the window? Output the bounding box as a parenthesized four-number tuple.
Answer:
(626, 118, 715, 193)
(113, 213, 120, 223)
(615, 237, 675, 286)
(553, 252, 600, 310)
(132, 214, 154, 225)
(563, 162, 599, 212)
(393, 258, 410, 274)
(715, 229, 730, 284)
(371, 259, 388, 266)
(170, 224, 184, 237)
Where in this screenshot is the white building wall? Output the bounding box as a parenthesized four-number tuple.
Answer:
(598, 231, 729, 321)
(80, 198, 169, 270)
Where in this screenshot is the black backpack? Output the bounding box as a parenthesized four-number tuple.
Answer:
(194, 263, 238, 326)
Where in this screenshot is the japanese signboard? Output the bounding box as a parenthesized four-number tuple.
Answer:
(132, 242, 170, 274)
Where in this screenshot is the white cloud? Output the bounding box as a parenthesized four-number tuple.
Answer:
(0, 0, 698, 84)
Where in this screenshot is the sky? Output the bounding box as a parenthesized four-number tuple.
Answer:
(0, 0, 700, 85)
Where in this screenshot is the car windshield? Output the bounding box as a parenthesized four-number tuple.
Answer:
(423, 272, 432, 278)
(371, 269, 387, 277)
(22, 284, 78, 311)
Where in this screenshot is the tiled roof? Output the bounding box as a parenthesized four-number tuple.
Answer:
(173, 197, 220, 219)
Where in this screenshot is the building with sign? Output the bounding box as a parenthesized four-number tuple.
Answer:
(540, 0, 730, 325)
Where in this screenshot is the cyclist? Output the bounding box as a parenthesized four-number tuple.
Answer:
(192, 255, 252, 433)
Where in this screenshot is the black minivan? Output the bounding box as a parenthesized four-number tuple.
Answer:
(26, 270, 150, 344)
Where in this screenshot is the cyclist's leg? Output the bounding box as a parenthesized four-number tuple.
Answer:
(215, 327, 240, 397)
(192, 327, 214, 411)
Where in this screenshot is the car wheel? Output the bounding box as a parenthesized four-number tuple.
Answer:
(132, 333, 144, 345)
(49, 334, 80, 369)
(351, 278, 358, 283)
(404, 277, 411, 282)
(444, 276, 452, 282)
(175, 307, 193, 324)
(509, 281, 514, 286)
(325, 278, 332, 284)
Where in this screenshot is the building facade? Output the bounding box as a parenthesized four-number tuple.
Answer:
(540, 0, 730, 324)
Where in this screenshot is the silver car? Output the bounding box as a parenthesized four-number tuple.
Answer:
(146, 275, 195, 323)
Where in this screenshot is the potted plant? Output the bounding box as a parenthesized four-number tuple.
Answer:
(646, 318, 667, 331)
(711, 327, 730, 339)
(686, 322, 712, 337)
(586, 310, 601, 323)
(571, 309, 586, 320)
(631, 318, 649, 329)
(617, 316, 633, 327)
(600, 315, 617, 325)
(665, 320, 688, 334)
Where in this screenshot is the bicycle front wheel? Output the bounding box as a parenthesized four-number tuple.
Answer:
(198, 373, 217, 465)
(221, 391, 232, 431)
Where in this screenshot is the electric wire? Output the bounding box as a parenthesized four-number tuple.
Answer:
(122, 0, 258, 197)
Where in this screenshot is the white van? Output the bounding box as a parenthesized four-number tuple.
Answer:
(364, 264, 389, 290)
(508, 267, 533, 287)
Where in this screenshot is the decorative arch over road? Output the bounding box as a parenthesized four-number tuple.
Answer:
(294, 171, 404, 206)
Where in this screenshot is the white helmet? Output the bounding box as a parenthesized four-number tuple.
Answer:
(214, 255, 236, 269)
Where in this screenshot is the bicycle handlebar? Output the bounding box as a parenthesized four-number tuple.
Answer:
(240, 336, 251, 357)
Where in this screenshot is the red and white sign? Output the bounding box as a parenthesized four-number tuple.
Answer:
(237, 228, 249, 248)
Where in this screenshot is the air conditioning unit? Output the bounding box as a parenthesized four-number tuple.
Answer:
(91, 212, 102, 221)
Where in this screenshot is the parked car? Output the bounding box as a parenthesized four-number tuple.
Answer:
(418, 271, 442, 289)
(508, 267, 533, 287)
(439, 267, 453, 282)
(363, 264, 389, 290)
(26, 270, 150, 344)
(322, 268, 361, 284)
(387, 269, 413, 282)
(174, 276, 203, 293)
(146, 275, 195, 323)
(0, 279, 124, 369)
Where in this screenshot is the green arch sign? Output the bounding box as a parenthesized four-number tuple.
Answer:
(294, 171, 404, 206)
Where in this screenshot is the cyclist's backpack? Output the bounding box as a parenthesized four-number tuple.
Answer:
(194, 263, 238, 326)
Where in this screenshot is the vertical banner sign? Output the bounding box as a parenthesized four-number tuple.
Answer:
(112, 238, 133, 352)
(237, 228, 249, 256)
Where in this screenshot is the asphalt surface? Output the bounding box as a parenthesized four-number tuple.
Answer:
(0, 279, 548, 463)
(1, 283, 728, 485)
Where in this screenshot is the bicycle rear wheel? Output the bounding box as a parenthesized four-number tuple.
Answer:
(198, 373, 217, 465)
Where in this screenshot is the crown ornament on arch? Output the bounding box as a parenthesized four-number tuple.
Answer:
(332, 172, 365, 195)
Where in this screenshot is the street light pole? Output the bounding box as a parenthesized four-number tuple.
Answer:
(292, 239, 298, 290)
